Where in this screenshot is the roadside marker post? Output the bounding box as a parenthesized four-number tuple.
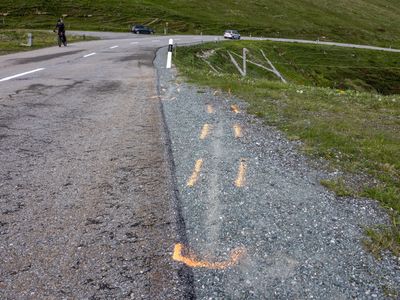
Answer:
(27, 33, 32, 47)
(166, 38, 173, 69)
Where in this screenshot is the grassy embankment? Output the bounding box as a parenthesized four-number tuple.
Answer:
(0, 0, 400, 47)
(0, 29, 96, 55)
(174, 40, 400, 257)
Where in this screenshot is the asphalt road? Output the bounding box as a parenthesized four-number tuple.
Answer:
(0, 33, 399, 299)
(0, 34, 215, 299)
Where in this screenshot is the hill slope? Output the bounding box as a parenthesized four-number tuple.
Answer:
(1, 0, 400, 47)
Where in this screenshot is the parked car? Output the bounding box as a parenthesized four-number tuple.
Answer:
(132, 25, 155, 34)
(224, 30, 240, 40)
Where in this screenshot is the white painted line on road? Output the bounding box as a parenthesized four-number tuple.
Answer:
(130, 41, 139, 45)
(110, 45, 119, 49)
(83, 52, 97, 58)
(0, 68, 45, 82)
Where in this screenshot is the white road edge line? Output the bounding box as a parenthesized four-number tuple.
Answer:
(83, 52, 97, 58)
(0, 68, 45, 82)
(110, 45, 119, 49)
(130, 42, 139, 45)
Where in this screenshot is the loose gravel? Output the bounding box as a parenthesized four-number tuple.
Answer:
(155, 46, 400, 299)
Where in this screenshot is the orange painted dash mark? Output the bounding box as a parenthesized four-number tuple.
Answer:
(172, 243, 246, 270)
(231, 105, 240, 114)
(187, 159, 203, 187)
(233, 124, 242, 138)
(235, 159, 247, 187)
(200, 124, 211, 140)
(206, 104, 214, 114)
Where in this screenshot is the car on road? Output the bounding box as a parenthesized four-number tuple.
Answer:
(132, 25, 155, 34)
(224, 30, 241, 40)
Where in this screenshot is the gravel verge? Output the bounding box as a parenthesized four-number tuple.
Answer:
(155, 46, 400, 299)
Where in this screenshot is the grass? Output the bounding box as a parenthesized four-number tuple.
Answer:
(174, 40, 400, 256)
(0, 0, 400, 48)
(0, 29, 97, 55)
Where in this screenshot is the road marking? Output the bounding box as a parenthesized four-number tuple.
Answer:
(152, 39, 160, 42)
(110, 45, 119, 49)
(187, 159, 203, 187)
(83, 52, 96, 58)
(199, 124, 211, 140)
(231, 104, 240, 114)
(235, 159, 247, 187)
(172, 243, 246, 270)
(233, 124, 242, 138)
(0, 68, 45, 82)
(130, 41, 139, 45)
(206, 104, 214, 114)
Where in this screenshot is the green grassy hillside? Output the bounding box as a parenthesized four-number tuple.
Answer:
(0, 0, 400, 47)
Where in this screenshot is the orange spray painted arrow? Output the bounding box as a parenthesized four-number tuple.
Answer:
(172, 243, 246, 270)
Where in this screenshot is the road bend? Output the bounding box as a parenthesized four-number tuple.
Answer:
(0, 35, 213, 299)
(1, 33, 399, 299)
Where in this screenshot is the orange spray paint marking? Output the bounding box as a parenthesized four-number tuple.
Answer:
(172, 243, 246, 270)
(235, 159, 247, 187)
(233, 124, 242, 138)
(206, 104, 214, 114)
(231, 105, 240, 114)
(187, 159, 203, 187)
(200, 124, 211, 140)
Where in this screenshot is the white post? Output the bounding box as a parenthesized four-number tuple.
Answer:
(243, 48, 247, 77)
(27, 33, 32, 47)
(166, 38, 173, 69)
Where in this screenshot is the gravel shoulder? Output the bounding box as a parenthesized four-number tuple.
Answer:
(155, 46, 400, 299)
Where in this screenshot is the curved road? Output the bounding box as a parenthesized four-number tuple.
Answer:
(0, 34, 215, 299)
(0, 33, 399, 299)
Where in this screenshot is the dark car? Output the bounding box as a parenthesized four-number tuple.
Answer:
(132, 25, 155, 34)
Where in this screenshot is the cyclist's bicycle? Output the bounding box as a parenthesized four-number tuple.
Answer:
(55, 31, 67, 47)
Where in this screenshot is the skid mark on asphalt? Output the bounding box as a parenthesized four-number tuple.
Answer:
(233, 124, 242, 138)
(172, 243, 246, 270)
(199, 124, 211, 140)
(235, 159, 247, 187)
(187, 159, 203, 187)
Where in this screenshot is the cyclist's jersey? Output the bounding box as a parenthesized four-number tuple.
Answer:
(55, 22, 65, 33)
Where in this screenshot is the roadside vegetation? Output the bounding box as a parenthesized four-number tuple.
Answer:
(0, 0, 400, 48)
(0, 29, 97, 55)
(174, 40, 400, 256)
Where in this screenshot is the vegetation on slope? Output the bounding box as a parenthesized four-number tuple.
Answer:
(0, 29, 97, 55)
(0, 0, 400, 47)
(174, 40, 400, 256)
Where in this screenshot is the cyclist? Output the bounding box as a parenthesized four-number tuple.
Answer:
(54, 18, 67, 46)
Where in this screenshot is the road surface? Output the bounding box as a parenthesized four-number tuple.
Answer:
(0, 34, 215, 299)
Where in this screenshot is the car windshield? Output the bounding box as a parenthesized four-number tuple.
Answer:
(232, 30, 239, 34)
(135, 25, 145, 28)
